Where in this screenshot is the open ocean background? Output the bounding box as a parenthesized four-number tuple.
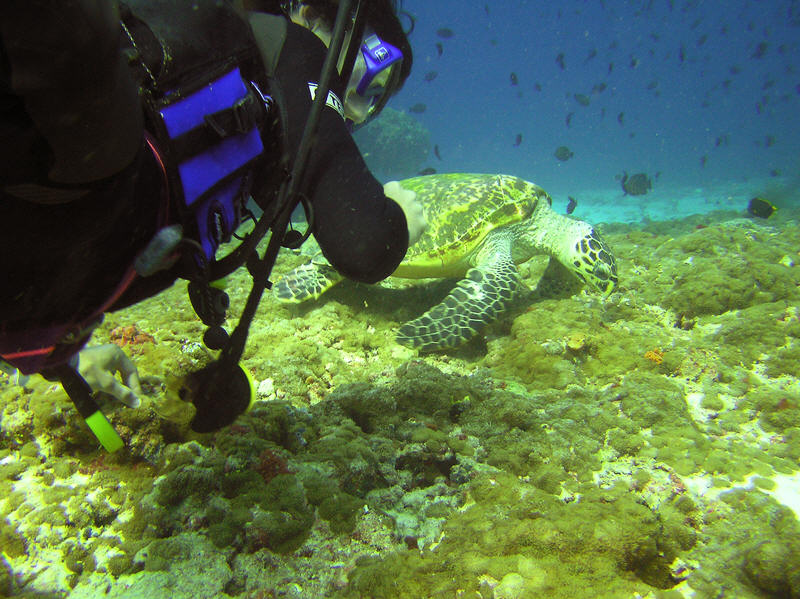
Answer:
(384, 0, 799, 222)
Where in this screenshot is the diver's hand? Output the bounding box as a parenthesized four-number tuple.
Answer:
(384, 181, 427, 247)
(77, 344, 142, 408)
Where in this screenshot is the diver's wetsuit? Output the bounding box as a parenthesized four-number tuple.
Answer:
(0, 1, 408, 367)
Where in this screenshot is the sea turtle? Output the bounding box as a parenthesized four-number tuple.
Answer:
(274, 173, 618, 351)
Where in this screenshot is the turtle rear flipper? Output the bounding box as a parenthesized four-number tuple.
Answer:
(397, 234, 521, 351)
(273, 262, 343, 303)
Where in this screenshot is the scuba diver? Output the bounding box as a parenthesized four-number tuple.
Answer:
(0, 0, 425, 449)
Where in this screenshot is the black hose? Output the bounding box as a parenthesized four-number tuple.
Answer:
(219, 0, 357, 368)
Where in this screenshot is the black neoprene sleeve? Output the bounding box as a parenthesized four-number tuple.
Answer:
(275, 23, 409, 284)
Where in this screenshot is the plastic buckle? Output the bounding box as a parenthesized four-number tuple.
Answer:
(231, 94, 257, 134)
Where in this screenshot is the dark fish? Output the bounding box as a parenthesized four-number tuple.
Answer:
(555, 52, 566, 70)
(417, 167, 437, 176)
(434, 145, 442, 160)
(566, 196, 577, 214)
(747, 197, 776, 218)
(436, 42, 443, 57)
(484, 4, 490, 15)
(700, 155, 708, 168)
(751, 42, 768, 59)
(574, 93, 590, 106)
(534, 82, 543, 92)
(697, 33, 708, 47)
(629, 55, 640, 68)
(408, 103, 427, 114)
(608, 62, 614, 75)
(513, 133, 522, 147)
(554, 146, 574, 161)
(436, 28, 454, 39)
(620, 172, 652, 196)
(592, 82, 607, 94)
(646, 80, 659, 90)
(510, 72, 518, 86)
(565, 112, 574, 128)
(584, 48, 598, 63)
(764, 135, 776, 147)
(423, 71, 438, 82)
(617, 112, 625, 126)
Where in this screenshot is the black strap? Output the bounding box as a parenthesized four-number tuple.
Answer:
(171, 89, 265, 162)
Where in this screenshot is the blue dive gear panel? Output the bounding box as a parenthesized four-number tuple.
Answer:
(159, 68, 265, 259)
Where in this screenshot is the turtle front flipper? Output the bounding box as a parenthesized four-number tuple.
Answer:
(397, 233, 521, 351)
(273, 261, 343, 303)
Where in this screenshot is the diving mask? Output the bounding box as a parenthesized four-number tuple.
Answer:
(354, 32, 403, 119)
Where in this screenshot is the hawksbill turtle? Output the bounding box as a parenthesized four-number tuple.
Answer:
(274, 173, 618, 351)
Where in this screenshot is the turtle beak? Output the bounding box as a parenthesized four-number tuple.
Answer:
(592, 254, 618, 296)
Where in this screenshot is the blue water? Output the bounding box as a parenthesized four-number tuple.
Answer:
(389, 0, 800, 205)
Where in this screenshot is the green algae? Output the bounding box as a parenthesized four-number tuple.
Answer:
(685, 488, 800, 597)
(338, 473, 686, 597)
(3, 213, 800, 598)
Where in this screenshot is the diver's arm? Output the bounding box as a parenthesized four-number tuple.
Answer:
(274, 23, 409, 283)
(0, 0, 142, 185)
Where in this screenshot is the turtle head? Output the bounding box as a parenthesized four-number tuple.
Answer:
(564, 224, 618, 296)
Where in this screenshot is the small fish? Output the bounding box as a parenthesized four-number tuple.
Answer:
(565, 112, 574, 128)
(574, 93, 590, 106)
(592, 82, 607, 94)
(408, 103, 427, 114)
(617, 112, 625, 126)
(751, 41, 768, 59)
(607, 62, 614, 75)
(566, 196, 577, 214)
(417, 167, 437, 176)
(510, 72, 518, 86)
(434, 145, 442, 160)
(620, 172, 652, 196)
(555, 52, 566, 70)
(436, 42, 443, 57)
(534, 82, 543, 92)
(484, 4, 490, 15)
(513, 133, 522, 147)
(584, 48, 598, 64)
(554, 146, 574, 161)
(423, 71, 438, 82)
(700, 155, 708, 168)
(436, 28, 454, 39)
(747, 197, 776, 219)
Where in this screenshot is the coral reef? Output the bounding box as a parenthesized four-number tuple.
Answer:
(352, 108, 431, 181)
(1, 208, 800, 598)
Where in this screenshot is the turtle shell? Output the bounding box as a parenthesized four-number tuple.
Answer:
(393, 173, 547, 278)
